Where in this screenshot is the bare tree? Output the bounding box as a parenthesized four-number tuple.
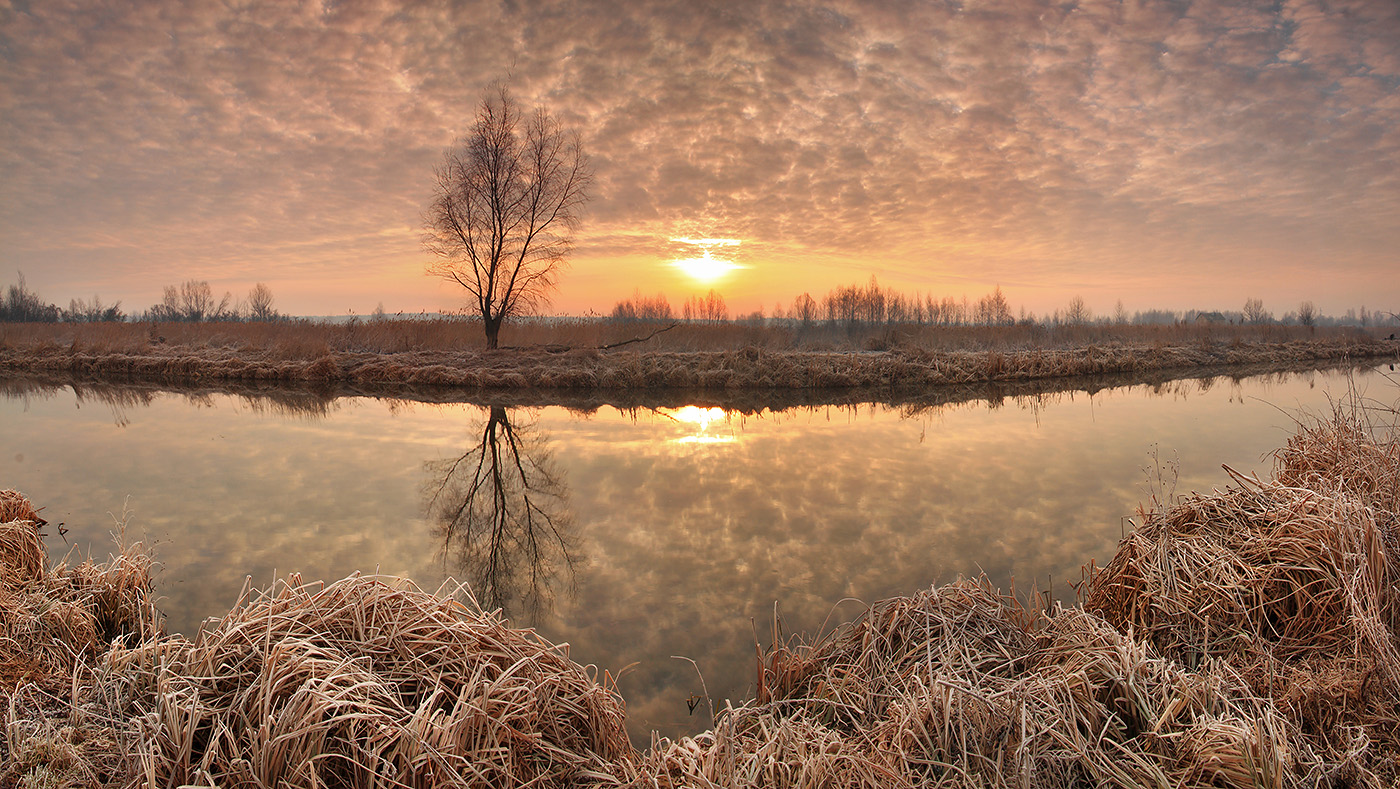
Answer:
(792, 292, 817, 327)
(424, 86, 591, 349)
(151, 280, 234, 322)
(1063, 295, 1091, 325)
(65, 294, 124, 322)
(611, 289, 672, 321)
(0, 272, 60, 322)
(1298, 300, 1317, 328)
(247, 282, 277, 321)
(1242, 297, 1270, 324)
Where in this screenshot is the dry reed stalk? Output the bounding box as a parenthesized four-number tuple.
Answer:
(1, 514, 47, 590)
(1, 488, 46, 526)
(644, 579, 1312, 788)
(1, 490, 161, 788)
(3, 325, 1394, 393)
(112, 572, 635, 788)
(1086, 407, 1400, 785)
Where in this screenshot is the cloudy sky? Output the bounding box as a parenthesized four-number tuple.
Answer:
(2, 0, 1397, 318)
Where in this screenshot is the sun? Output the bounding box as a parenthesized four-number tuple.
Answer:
(673, 250, 739, 283)
(670, 237, 742, 283)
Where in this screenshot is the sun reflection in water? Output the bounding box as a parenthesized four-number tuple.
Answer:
(660, 405, 737, 445)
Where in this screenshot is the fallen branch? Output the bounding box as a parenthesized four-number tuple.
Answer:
(597, 322, 680, 351)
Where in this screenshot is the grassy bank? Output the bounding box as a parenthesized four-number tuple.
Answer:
(3, 404, 1399, 787)
(4, 356, 1392, 416)
(1, 319, 1396, 393)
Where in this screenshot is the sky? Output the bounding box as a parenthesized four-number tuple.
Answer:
(2, 0, 1398, 319)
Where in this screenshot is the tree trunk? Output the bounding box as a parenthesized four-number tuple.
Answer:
(484, 314, 503, 349)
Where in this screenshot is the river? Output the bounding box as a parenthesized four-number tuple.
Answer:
(2, 362, 1395, 741)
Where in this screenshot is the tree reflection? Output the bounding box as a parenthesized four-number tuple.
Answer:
(423, 406, 577, 622)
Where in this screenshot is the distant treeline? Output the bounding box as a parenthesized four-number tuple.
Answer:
(0, 275, 280, 323)
(3, 272, 1395, 329)
(612, 278, 1399, 329)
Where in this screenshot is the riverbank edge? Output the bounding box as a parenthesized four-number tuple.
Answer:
(2, 354, 1393, 415)
(1, 336, 1396, 395)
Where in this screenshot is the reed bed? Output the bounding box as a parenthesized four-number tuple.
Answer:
(1085, 407, 1400, 785)
(2, 331, 1394, 394)
(643, 582, 1303, 789)
(1, 494, 159, 788)
(110, 573, 635, 788)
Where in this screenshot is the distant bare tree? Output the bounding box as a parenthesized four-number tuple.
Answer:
(1064, 295, 1091, 325)
(683, 289, 728, 322)
(424, 85, 591, 349)
(1243, 297, 1270, 324)
(611, 289, 672, 321)
(0, 273, 60, 322)
(1113, 299, 1128, 325)
(975, 285, 1014, 326)
(1298, 300, 1317, 328)
(247, 282, 277, 321)
(64, 294, 124, 322)
(792, 292, 817, 327)
(151, 280, 234, 322)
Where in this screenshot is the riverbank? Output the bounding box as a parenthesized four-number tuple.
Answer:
(3, 404, 1398, 786)
(3, 354, 1393, 415)
(1, 327, 1395, 394)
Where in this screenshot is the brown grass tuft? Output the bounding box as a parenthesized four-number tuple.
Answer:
(111, 573, 636, 788)
(646, 586, 1304, 788)
(1085, 407, 1400, 784)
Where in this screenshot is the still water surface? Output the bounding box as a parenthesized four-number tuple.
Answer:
(2, 365, 1394, 740)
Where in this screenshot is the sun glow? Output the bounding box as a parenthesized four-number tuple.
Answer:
(660, 406, 737, 445)
(673, 251, 739, 283)
(670, 237, 742, 283)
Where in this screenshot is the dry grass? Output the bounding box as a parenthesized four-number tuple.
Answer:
(643, 582, 1304, 789)
(1, 499, 158, 789)
(1, 317, 1395, 393)
(109, 574, 636, 788)
(0, 315, 1386, 356)
(1085, 404, 1400, 785)
(2, 496, 635, 788)
(3, 397, 1400, 787)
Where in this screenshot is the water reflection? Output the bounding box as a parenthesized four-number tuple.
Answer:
(424, 406, 578, 622)
(657, 406, 738, 444)
(3, 362, 1396, 745)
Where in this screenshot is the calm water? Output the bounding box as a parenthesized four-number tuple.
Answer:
(3, 365, 1395, 740)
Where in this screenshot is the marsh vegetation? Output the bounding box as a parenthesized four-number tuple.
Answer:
(1, 316, 1394, 395)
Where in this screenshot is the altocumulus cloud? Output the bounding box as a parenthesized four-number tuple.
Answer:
(1, 0, 1397, 312)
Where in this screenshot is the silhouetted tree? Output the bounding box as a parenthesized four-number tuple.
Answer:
(1063, 295, 1091, 325)
(1243, 297, 1271, 324)
(611, 289, 672, 321)
(424, 86, 591, 349)
(1, 273, 60, 322)
(149, 280, 235, 322)
(64, 294, 124, 322)
(682, 289, 728, 322)
(792, 292, 817, 327)
(247, 282, 277, 321)
(1298, 300, 1317, 328)
(424, 406, 577, 620)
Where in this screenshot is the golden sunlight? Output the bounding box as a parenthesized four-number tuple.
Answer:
(670, 237, 742, 284)
(672, 251, 739, 283)
(660, 406, 737, 444)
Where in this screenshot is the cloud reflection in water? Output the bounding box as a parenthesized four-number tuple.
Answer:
(3, 365, 1394, 744)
